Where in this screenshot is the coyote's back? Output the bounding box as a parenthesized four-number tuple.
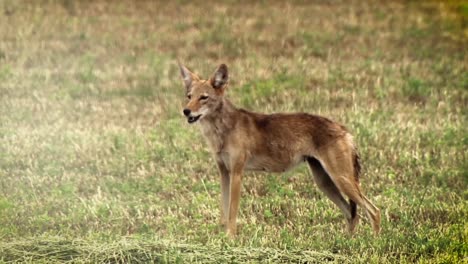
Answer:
(225, 111, 351, 173)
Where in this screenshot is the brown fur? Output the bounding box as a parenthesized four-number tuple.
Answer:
(178, 62, 381, 237)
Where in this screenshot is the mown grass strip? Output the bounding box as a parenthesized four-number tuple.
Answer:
(0, 237, 346, 263)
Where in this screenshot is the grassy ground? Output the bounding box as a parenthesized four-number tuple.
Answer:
(0, 0, 467, 263)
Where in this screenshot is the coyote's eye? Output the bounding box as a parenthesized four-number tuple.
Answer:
(187, 94, 192, 100)
(199, 95, 209, 101)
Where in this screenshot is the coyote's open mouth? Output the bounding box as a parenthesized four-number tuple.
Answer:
(187, 115, 202, 124)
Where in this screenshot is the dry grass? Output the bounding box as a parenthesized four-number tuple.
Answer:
(0, 0, 467, 263)
(0, 236, 345, 263)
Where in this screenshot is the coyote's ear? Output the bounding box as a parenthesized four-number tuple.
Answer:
(178, 62, 199, 92)
(210, 64, 228, 89)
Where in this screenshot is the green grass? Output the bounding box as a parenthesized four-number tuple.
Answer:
(0, 0, 467, 263)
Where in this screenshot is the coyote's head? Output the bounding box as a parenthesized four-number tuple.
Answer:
(178, 63, 229, 124)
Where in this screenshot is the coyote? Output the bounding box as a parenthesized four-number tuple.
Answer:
(178, 62, 381, 237)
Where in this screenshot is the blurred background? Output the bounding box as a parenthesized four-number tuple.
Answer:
(0, 0, 466, 262)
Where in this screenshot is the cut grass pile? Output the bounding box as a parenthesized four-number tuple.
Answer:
(0, 237, 344, 263)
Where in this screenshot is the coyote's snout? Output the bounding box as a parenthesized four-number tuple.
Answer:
(178, 62, 381, 237)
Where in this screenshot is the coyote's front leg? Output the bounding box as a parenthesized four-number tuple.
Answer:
(216, 156, 230, 226)
(226, 153, 246, 237)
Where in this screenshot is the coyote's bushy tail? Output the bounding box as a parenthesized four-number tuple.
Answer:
(350, 148, 361, 219)
(353, 149, 361, 182)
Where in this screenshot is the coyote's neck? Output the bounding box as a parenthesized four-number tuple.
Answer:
(198, 98, 238, 153)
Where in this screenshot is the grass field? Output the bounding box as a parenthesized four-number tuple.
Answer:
(0, 0, 467, 263)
